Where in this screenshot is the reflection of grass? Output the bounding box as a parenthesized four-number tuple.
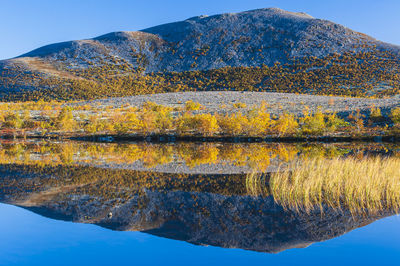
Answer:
(269, 156, 400, 215)
(245, 171, 270, 197)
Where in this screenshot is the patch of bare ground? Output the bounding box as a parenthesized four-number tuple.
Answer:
(13, 57, 81, 80)
(84, 91, 400, 116)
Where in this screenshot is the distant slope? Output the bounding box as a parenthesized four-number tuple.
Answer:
(1, 7, 400, 101)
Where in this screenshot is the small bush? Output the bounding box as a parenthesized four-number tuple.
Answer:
(325, 113, 349, 132)
(232, 102, 247, 109)
(272, 113, 298, 136)
(184, 100, 203, 111)
(348, 110, 365, 134)
(247, 108, 273, 136)
(218, 113, 249, 135)
(369, 106, 384, 122)
(176, 113, 218, 136)
(3, 113, 24, 129)
(390, 107, 400, 125)
(112, 112, 141, 134)
(85, 115, 113, 134)
(53, 107, 77, 131)
(300, 110, 326, 136)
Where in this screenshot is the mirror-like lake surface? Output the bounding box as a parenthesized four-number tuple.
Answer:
(0, 140, 399, 265)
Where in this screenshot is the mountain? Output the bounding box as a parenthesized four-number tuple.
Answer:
(1, 7, 400, 101)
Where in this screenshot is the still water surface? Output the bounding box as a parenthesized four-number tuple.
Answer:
(0, 140, 399, 265)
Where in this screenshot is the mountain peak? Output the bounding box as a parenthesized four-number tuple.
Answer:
(238, 7, 314, 18)
(184, 8, 314, 23)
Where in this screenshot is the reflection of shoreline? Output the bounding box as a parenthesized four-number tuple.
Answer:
(0, 140, 398, 174)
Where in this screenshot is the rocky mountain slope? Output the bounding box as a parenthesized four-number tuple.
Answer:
(1, 7, 400, 100)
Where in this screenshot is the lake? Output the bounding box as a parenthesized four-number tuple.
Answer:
(0, 140, 399, 265)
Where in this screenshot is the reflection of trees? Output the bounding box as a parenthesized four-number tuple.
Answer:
(0, 141, 397, 171)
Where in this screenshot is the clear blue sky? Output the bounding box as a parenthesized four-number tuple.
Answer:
(1, 0, 399, 60)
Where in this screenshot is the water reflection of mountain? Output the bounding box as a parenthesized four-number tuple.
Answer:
(0, 157, 397, 253)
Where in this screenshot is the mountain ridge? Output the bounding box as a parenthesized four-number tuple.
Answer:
(10, 7, 399, 71)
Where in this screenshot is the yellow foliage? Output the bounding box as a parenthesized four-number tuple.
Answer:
(177, 113, 218, 136)
(390, 107, 400, 124)
(54, 107, 77, 131)
(184, 100, 203, 111)
(246, 107, 273, 136)
(217, 113, 249, 135)
(272, 113, 299, 136)
(300, 109, 326, 135)
(370, 106, 383, 122)
(232, 102, 247, 109)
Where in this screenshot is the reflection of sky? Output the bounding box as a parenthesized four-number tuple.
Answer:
(0, 203, 399, 266)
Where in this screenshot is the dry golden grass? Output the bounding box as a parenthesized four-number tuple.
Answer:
(269, 156, 400, 215)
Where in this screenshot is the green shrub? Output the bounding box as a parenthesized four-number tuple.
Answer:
(300, 110, 326, 136)
(370, 106, 384, 122)
(54, 107, 77, 131)
(3, 113, 24, 129)
(325, 113, 349, 132)
(390, 107, 400, 125)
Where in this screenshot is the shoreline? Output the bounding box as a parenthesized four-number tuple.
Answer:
(2, 132, 399, 143)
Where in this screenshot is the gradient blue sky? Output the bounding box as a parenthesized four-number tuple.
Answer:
(1, 0, 399, 60)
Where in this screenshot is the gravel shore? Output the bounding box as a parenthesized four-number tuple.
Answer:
(84, 91, 400, 116)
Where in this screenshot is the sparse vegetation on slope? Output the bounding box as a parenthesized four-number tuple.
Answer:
(1, 50, 400, 101)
